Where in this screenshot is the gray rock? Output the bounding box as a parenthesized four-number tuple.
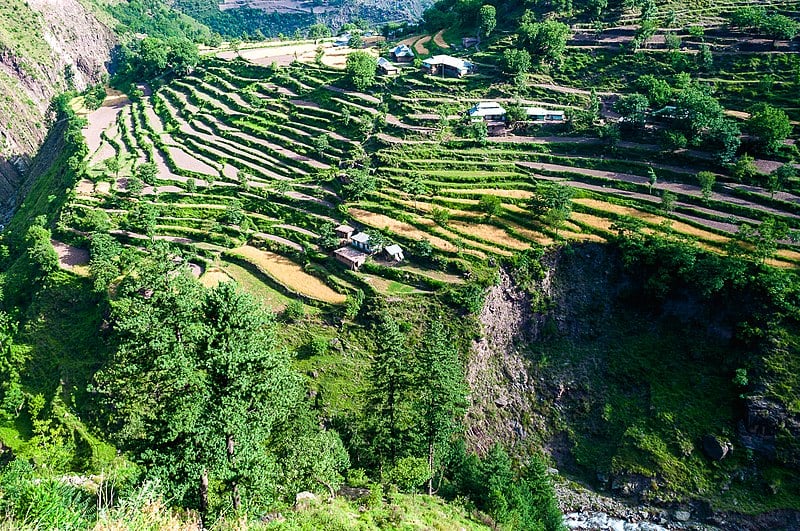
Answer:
(673, 509, 691, 522)
(702, 434, 731, 461)
(295, 491, 317, 509)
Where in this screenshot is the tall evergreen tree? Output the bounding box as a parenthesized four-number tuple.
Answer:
(366, 313, 410, 468)
(416, 320, 467, 495)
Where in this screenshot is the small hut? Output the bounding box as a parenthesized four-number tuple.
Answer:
(334, 224, 355, 241)
(384, 244, 404, 262)
(335, 247, 368, 270)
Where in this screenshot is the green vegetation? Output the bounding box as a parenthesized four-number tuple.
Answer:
(2, 0, 800, 526)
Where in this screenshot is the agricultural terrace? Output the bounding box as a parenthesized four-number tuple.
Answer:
(67, 37, 800, 308)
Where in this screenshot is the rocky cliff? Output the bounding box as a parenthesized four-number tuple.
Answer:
(0, 0, 115, 224)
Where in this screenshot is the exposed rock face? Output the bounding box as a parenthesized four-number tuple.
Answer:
(701, 435, 732, 461)
(0, 0, 115, 222)
(464, 244, 623, 455)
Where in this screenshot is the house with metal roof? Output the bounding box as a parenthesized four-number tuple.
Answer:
(421, 55, 474, 78)
(468, 102, 507, 121)
(389, 44, 415, 63)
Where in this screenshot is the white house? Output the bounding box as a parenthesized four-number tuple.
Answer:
(351, 232, 374, 253)
(384, 244, 404, 262)
(468, 101, 507, 122)
(421, 55, 474, 77)
(377, 57, 399, 76)
(389, 44, 415, 63)
(525, 107, 565, 123)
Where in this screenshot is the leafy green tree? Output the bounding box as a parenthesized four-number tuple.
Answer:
(105, 157, 121, 178)
(746, 103, 792, 154)
(89, 233, 123, 292)
(696, 171, 716, 202)
(432, 207, 450, 226)
(342, 169, 377, 200)
(402, 174, 429, 209)
(308, 23, 332, 42)
(135, 162, 158, 185)
(126, 202, 159, 235)
(510, 455, 564, 531)
(763, 14, 799, 40)
(661, 190, 677, 213)
(768, 163, 796, 198)
(634, 75, 672, 108)
(479, 5, 496, 37)
(673, 85, 724, 142)
(478, 194, 503, 217)
(502, 48, 532, 86)
(416, 320, 467, 495)
(529, 182, 574, 233)
(469, 119, 489, 145)
(732, 154, 759, 182)
(24, 225, 59, 278)
(0, 315, 23, 420)
(518, 17, 571, 67)
(647, 167, 658, 194)
(730, 6, 766, 30)
(614, 93, 649, 128)
(167, 38, 199, 75)
(346, 51, 377, 91)
(706, 118, 741, 164)
(732, 217, 788, 264)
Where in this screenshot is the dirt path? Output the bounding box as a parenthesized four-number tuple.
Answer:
(51, 240, 89, 269)
(398, 34, 423, 47)
(414, 35, 431, 56)
(433, 29, 449, 49)
(253, 232, 304, 251)
(531, 83, 617, 97)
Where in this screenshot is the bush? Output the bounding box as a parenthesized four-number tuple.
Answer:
(283, 299, 305, 321)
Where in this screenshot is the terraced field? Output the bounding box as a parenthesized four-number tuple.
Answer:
(69, 52, 800, 308)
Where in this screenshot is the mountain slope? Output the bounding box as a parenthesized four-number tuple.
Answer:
(0, 0, 115, 222)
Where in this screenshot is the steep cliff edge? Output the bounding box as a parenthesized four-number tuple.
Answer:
(465, 243, 800, 519)
(0, 0, 115, 223)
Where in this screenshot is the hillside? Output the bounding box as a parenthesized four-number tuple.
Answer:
(1, 0, 800, 528)
(0, 0, 114, 224)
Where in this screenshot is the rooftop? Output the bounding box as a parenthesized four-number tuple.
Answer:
(469, 101, 507, 117)
(335, 247, 368, 260)
(384, 244, 403, 255)
(351, 232, 371, 243)
(423, 55, 472, 69)
(390, 44, 414, 57)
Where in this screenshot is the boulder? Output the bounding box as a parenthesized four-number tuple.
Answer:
(702, 435, 731, 461)
(673, 510, 691, 522)
(295, 491, 318, 509)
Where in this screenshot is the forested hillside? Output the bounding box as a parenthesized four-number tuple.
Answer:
(1, 0, 800, 528)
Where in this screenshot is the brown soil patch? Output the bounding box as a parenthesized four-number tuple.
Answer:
(167, 146, 218, 176)
(199, 267, 233, 288)
(449, 221, 531, 250)
(443, 188, 533, 200)
(414, 36, 431, 56)
(433, 29, 450, 49)
(575, 198, 728, 243)
(398, 34, 423, 47)
(230, 245, 346, 303)
(51, 240, 90, 271)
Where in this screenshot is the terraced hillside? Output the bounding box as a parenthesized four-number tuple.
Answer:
(61, 45, 800, 311)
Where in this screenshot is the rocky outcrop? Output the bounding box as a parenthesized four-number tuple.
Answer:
(0, 0, 115, 222)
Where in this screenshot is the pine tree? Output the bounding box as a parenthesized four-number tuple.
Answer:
(366, 313, 410, 468)
(416, 320, 467, 495)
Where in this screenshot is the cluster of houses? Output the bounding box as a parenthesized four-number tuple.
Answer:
(376, 44, 475, 79)
(467, 101, 566, 135)
(332, 224, 404, 270)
